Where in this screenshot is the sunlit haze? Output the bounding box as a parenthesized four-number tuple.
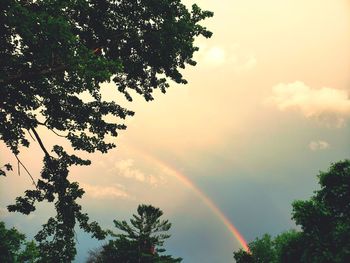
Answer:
(1, 1, 350, 262)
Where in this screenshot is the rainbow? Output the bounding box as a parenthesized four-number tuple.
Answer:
(137, 152, 249, 252)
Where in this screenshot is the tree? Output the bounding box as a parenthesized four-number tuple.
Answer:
(0, 221, 40, 263)
(85, 247, 103, 263)
(233, 160, 350, 263)
(233, 231, 303, 263)
(87, 204, 182, 263)
(233, 234, 275, 263)
(291, 159, 350, 263)
(1, 0, 212, 261)
(273, 230, 303, 263)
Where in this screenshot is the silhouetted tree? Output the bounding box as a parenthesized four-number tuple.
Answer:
(1, 0, 213, 261)
(87, 204, 182, 263)
(233, 230, 303, 263)
(234, 160, 350, 263)
(291, 159, 350, 263)
(234, 234, 275, 263)
(0, 221, 40, 262)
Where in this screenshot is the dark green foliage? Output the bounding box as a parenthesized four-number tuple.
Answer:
(291, 160, 350, 263)
(113, 204, 172, 248)
(233, 251, 254, 263)
(0, 0, 213, 156)
(274, 230, 304, 263)
(87, 204, 182, 263)
(0, 221, 40, 263)
(248, 234, 276, 263)
(233, 231, 303, 263)
(1, 0, 212, 261)
(233, 160, 350, 263)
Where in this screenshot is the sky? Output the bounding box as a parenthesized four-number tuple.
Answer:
(1, 0, 350, 262)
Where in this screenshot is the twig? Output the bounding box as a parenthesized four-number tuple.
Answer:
(27, 129, 36, 142)
(14, 155, 37, 188)
(36, 121, 67, 138)
(49, 128, 67, 138)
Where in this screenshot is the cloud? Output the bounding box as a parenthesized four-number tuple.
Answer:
(266, 81, 350, 127)
(81, 183, 130, 199)
(114, 159, 164, 187)
(309, 140, 330, 151)
(203, 46, 226, 66)
(197, 43, 257, 71)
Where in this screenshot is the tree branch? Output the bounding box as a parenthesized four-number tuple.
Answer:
(0, 65, 66, 85)
(30, 127, 51, 158)
(27, 129, 36, 142)
(36, 122, 67, 138)
(15, 155, 37, 188)
(49, 128, 67, 138)
(0, 47, 103, 85)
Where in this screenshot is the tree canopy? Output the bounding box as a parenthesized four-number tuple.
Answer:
(1, 0, 212, 156)
(1, 0, 213, 261)
(87, 204, 182, 263)
(0, 221, 40, 263)
(233, 231, 303, 263)
(233, 160, 350, 263)
(291, 159, 350, 263)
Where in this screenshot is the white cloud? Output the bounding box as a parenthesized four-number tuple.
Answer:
(197, 43, 257, 71)
(81, 183, 130, 199)
(309, 140, 330, 151)
(266, 81, 350, 127)
(203, 46, 226, 66)
(114, 159, 163, 187)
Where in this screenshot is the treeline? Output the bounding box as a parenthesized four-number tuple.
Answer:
(1, 204, 181, 263)
(234, 160, 350, 263)
(1, 160, 350, 262)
